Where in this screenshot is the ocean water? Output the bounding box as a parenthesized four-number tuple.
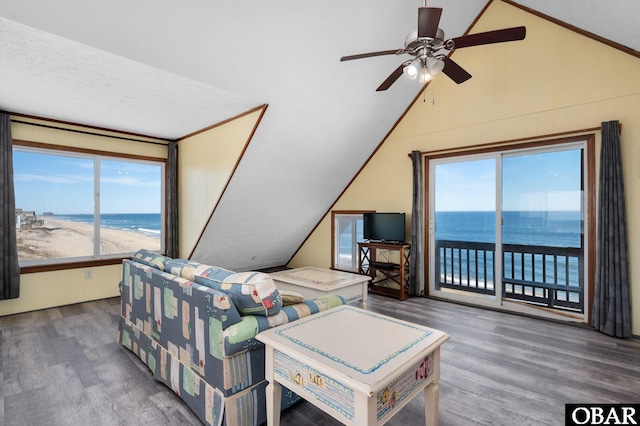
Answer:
(54, 213, 161, 238)
(340, 211, 584, 291)
(339, 210, 583, 251)
(435, 210, 583, 290)
(436, 210, 582, 248)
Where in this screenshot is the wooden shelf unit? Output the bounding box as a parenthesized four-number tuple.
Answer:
(358, 241, 411, 301)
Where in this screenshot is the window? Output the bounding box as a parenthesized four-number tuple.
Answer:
(13, 145, 164, 266)
(332, 211, 366, 271)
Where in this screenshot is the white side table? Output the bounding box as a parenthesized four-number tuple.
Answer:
(270, 267, 370, 306)
(256, 305, 450, 425)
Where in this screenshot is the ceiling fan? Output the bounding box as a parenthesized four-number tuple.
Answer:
(340, 3, 526, 91)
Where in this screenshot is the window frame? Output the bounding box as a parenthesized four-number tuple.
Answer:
(331, 210, 372, 272)
(13, 140, 167, 273)
(425, 135, 596, 322)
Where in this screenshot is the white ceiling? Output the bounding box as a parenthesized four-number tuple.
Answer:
(1, 1, 638, 270)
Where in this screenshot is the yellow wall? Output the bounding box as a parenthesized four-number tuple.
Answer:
(0, 118, 167, 316)
(10, 117, 167, 156)
(1, 265, 123, 315)
(177, 109, 263, 258)
(290, 1, 640, 334)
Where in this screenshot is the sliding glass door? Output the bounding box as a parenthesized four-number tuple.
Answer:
(501, 149, 584, 312)
(429, 142, 588, 319)
(432, 156, 497, 296)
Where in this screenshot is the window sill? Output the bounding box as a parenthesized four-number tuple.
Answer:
(19, 257, 129, 274)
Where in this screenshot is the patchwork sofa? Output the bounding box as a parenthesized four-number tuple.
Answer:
(118, 250, 346, 426)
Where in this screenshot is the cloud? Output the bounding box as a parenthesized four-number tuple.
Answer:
(15, 172, 159, 187)
(101, 175, 160, 187)
(13, 173, 91, 184)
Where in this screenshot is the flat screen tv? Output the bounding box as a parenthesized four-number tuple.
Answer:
(363, 212, 406, 243)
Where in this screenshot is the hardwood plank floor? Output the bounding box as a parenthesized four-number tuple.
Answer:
(1, 295, 638, 425)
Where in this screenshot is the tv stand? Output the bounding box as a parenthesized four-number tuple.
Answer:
(368, 240, 403, 246)
(371, 261, 396, 270)
(358, 241, 410, 301)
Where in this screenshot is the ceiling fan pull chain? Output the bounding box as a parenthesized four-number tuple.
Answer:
(422, 81, 436, 104)
(422, 83, 436, 104)
(432, 81, 436, 105)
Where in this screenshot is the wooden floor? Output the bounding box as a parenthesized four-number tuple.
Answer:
(1, 295, 639, 426)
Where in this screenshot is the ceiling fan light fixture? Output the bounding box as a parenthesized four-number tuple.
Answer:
(403, 59, 421, 80)
(426, 56, 445, 76)
(418, 66, 433, 83)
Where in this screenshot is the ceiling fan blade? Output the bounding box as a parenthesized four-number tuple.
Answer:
(340, 49, 401, 61)
(442, 56, 472, 84)
(451, 26, 526, 49)
(376, 64, 405, 91)
(418, 7, 443, 38)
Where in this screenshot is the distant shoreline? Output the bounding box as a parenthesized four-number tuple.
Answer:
(17, 216, 161, 261)
(52, 213, 161, 237)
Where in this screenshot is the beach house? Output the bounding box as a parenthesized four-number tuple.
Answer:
(1, 1, 639, 425)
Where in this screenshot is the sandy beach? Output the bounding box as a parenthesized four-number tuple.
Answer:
(17, 217, 161, 261)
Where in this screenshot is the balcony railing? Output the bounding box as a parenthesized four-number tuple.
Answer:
(435, 239, 584, 313)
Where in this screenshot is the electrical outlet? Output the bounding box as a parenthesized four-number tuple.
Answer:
(85, 270, 93, 279)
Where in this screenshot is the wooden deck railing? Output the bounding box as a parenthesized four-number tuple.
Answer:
(435, 240, 584, 313)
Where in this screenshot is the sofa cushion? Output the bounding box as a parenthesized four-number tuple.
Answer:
(195, 271, 282, 317)
(132, 249, 170, 270)
(162, 258, 282, 317)
(163, 259, 234, 282)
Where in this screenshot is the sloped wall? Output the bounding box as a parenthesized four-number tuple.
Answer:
(178, 108, 263, 258)
(290, 1, 640, 334)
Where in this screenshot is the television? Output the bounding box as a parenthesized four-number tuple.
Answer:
(363, 212, 406, 243)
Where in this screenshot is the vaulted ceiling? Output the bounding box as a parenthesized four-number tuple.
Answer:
(1, 1, 638, 270)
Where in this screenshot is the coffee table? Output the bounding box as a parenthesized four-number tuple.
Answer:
(256, 305, 449, 426)
(270, 267, 370, 306)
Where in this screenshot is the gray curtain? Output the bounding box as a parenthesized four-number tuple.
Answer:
(166, 141, 179, 258)
(408, 150, 424, 296)
(1, 113, 20, 299)
(592, 120, 631, 338)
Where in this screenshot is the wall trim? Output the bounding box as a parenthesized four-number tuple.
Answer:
(6, 111, 170, 145)
(503, 0, 640, 59)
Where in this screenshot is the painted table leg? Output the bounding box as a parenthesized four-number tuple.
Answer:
(424, 382, 440, 426)
(360, 282, 368, 308)
(266, 381, 282, 426)
(264, 346, 282, 426)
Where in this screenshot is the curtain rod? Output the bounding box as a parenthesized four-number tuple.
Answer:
(409, 123, 621, 157)
(9, 118, 171, 146)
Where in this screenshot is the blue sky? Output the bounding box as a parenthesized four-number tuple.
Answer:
(13, 150, 162, 215)
(14, 146, 581, 215)
(435, 148, 582, 212)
